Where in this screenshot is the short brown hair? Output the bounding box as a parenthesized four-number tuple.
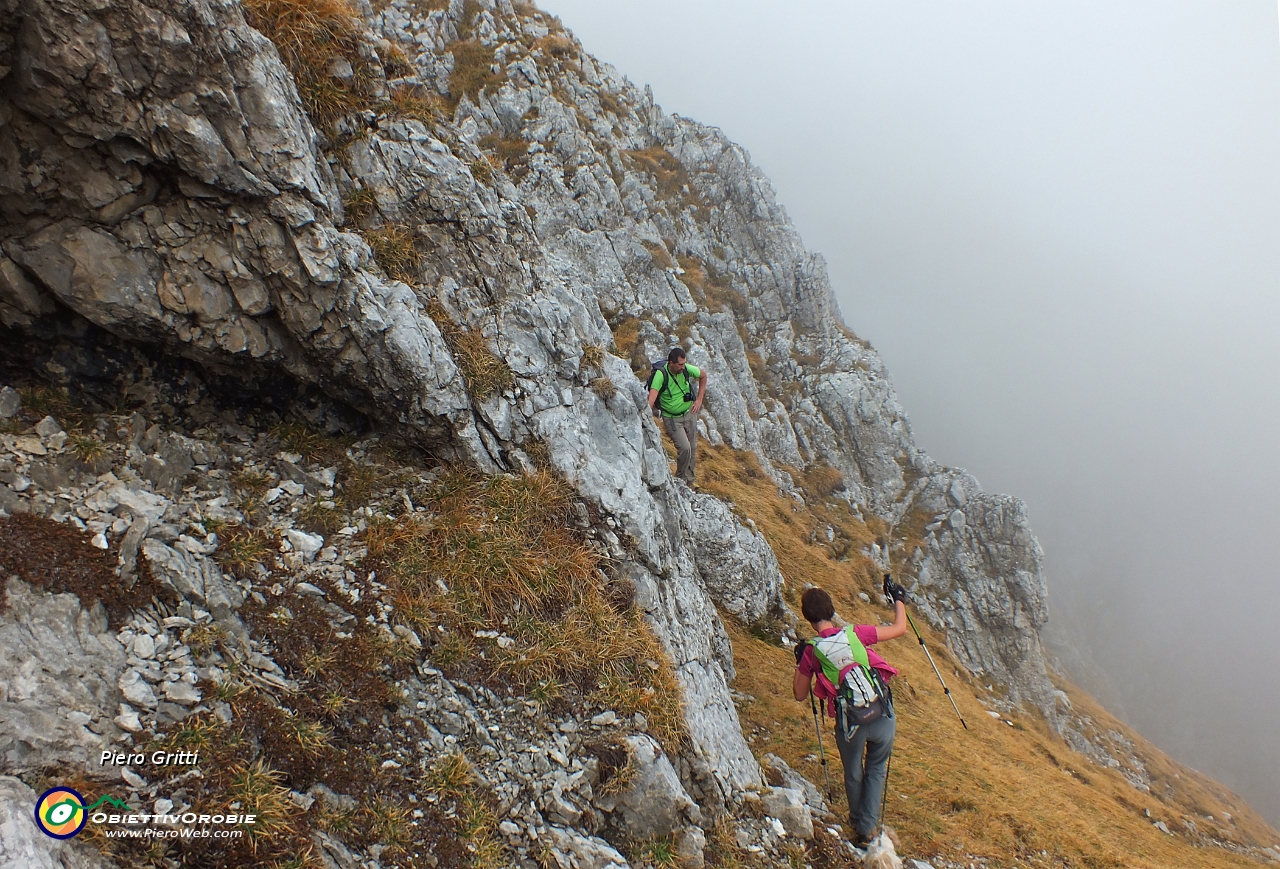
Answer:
(801, 587, 834, 624)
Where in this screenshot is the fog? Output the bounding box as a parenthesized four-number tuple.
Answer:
(539, 0, 1280, 826)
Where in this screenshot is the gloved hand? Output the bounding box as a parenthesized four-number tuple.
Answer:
(793, 641, 807, 666)
(883, 574, 909, 605)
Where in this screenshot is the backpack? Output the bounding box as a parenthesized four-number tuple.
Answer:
(645, 362, 698, 417)
(809, 627, 890, 733)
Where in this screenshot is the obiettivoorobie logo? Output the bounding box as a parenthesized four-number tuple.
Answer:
(35, 787, 133, 839)
(34, 785, 255, 841)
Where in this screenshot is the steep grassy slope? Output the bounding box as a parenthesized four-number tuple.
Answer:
(697, 445, 1280, 868)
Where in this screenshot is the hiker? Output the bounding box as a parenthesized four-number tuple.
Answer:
(647, 347, 707, 486)
(793, 583, 908, 848)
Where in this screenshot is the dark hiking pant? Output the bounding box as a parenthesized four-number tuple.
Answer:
(835, 709, 896, 840)
(662, 413, 698, 483)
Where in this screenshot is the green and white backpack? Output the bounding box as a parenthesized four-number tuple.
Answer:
(809, 627, 887, 729)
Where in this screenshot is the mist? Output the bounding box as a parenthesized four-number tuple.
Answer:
(539, 0, 1280, 825)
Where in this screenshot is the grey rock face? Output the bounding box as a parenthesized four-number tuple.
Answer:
(595, 735, 698, 839)
(0, 579, 126, 775)
(760, 787, 814, 840)
(0, 0, 480, 461)
(905, 471, 1057, 716)
(761, 753, 830, 819)
(540, 824, 629, 869)
(688, 492, 785, 625)
(141, 538, 244, 626)
(0, 0, 1061, 825)
(0, 777, 110, 869)
(0, 387, 20, 419)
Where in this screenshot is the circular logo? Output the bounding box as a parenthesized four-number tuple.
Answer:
(35, 787, 88, 839)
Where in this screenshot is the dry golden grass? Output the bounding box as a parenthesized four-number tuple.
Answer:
(423, 302, 514, 398)
(699, 446, 884, 596)
(446, 38, 505, 108)
(341, 186, 379, 226)
(479, 132, 533, 179)
(641, 239, 675, 270)
(676, 255, 748, 317)
(242, 0, 376, 126)
(590, 375, 617, 400)
(704, 444, 1279, 868)
(532, 33, 578, 62)
(366, 224, 421, 283)
(382, 83, 446, 123)
(580, 344, 605, 371)
(608, 315, 651, 377)
(598, 89, 624, 117)
(366, 470, 688, 750)
(625, 147, 693, 203)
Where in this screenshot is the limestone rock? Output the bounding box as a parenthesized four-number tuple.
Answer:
(540, 824, 630, 869)
(906, 471, 1057, 718)
(761, 753, 829, 818)
(0, 777, 112, 869)
(595, 735, 698, 839)
(141, 538, 244, 626)
(761, 787, 813, 839)
(0, 386, 20, 419)
(688, 492, 785, 624)
(0, 579, 126, 775)
(286, 528, 324, 560)
(674, 826, 706, 868)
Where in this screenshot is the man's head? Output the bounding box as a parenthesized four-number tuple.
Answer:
(667, 347, 687, 372)
(800, 587, 835, 626)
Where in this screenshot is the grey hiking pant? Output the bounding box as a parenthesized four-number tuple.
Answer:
(835, 709, 896, 839)
(662, 413, 699, 483)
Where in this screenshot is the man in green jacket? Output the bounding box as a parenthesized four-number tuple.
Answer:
(647, 347, 707, 486)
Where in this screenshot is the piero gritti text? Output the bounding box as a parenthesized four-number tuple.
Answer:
(101, 750, 200, 767)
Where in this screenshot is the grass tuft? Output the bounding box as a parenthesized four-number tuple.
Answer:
(383, 83, 446, 123)
(215, 524, 276, 579)
(227, 759, 300, 850)
(640, 239, 674, 270)
(589, 375, 617, 401)
(68, 432, 107, 462)
(531, 33, 577, 62)
(297, 499, 346, 534)
(580, 344, 604, 371)
(424, 302, 514, 398)
(479, 133, 533, 180)
(366, 224, 421, 283)
(446, 38, 504, 108)
(589, 739, 636, 796)
(639, 835, 678, 868)
(676, 254, 748, 317)
(625, 147, 698, 206)
(341, 187, 379, 226)
(232, 469, 274, 496)
(241, 0, 378, 126)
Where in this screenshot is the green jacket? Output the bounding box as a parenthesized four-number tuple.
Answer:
(652, 364, 701, 416)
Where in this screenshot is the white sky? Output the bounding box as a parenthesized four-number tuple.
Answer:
(539, 0, 1280, 826)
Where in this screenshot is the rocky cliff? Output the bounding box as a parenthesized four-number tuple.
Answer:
(0, 0, 1070, 865)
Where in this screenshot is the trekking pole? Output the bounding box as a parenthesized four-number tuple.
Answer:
(888, 572, 967, 729)
(809, 694, 832, 797)
(879, 752, 892, 831)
